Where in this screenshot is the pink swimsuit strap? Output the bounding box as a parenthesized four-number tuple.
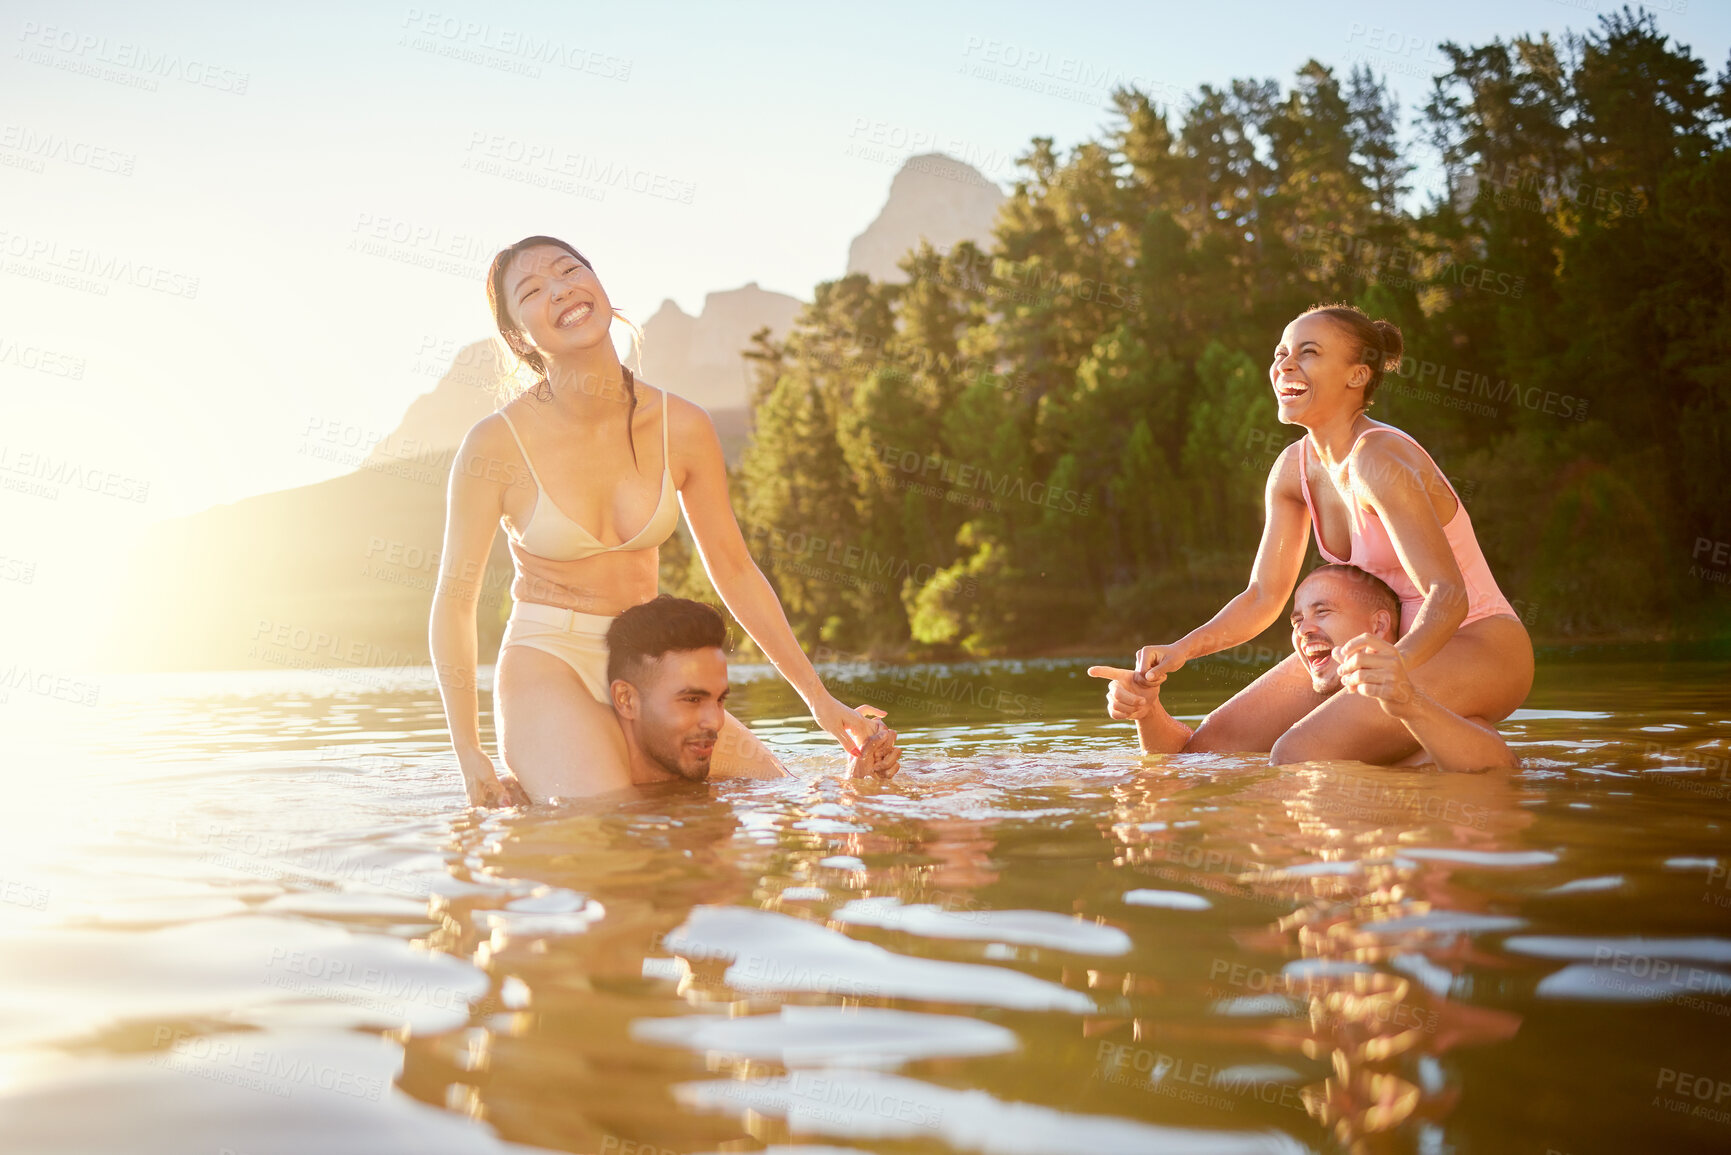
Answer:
(1296, 424, 1457, 561)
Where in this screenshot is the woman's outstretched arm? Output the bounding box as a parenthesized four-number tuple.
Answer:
(669, 397, 880, 758)
(430, 419, 527, 806)
(1136, 441, 1314, 680)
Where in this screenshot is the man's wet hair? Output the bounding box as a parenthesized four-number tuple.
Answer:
(1299, 563, 1401, 625)
(605, 596, 728, 686)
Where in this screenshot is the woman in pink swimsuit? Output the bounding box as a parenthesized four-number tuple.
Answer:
(431, 237, 885, 804)
(1128, 303, 1533, 764)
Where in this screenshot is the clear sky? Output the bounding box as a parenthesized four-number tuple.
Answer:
(1, 0, 1724, 662)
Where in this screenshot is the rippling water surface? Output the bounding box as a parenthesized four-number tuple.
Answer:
(3, 653, 1729, 1154)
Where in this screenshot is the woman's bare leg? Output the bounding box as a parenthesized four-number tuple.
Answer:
(1269, 615, 1534, 766)
(710, 711, 789, 779)
(495, 645, 632, 801)
(1185, 651, 1331, 753)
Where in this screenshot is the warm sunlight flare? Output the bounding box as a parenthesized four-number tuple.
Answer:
(4, 3, 1730, 1153)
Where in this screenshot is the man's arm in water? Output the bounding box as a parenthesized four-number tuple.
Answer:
(1335, 635, 1516, 772)
(1088, 667, 1193, 754)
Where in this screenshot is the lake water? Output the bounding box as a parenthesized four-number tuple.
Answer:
(2, 652, 1729, 1154)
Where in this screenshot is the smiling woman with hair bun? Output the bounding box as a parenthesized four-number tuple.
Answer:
(428, 236, 887, 804)
(1109, 301, 1532, 766)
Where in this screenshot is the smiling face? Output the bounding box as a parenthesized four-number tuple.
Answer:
(498, 243, 613, 358)
(1289, 570, 1397, 693)
(1270, 313, 1373, 425)
(616, 647, 729, 783)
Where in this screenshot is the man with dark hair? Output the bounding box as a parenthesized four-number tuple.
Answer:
(605, 596, 899, 785)
(1090, 564, 1514, 772)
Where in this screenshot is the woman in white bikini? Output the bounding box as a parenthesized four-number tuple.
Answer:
(431, 236, 884, 804)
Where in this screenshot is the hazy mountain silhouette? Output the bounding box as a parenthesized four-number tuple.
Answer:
(640, 283, 803, 413)
(112, 341, 516, 672)
(847, 152, 1005, 282)
(116, 154, 1002, 671)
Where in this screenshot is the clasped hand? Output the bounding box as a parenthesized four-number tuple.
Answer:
(1334, 634, 1419, 717)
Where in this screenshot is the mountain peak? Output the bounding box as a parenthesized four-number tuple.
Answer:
(364, 338, 507, 466)
(847, 153, 1005, 283)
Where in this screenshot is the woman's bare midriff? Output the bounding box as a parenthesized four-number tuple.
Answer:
(507, 544, 662, 618)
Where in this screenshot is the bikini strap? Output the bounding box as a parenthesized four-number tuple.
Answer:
(660, 385, 672, 479)
(495, 410, 545, 489)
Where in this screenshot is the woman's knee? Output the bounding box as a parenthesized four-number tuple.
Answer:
(711, 712, 786, 779)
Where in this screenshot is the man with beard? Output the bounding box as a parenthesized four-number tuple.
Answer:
(1091, 565, 1514, 772)
(606, 596, 899, 785)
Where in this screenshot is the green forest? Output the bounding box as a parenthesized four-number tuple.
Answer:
(665, 10, 1731, 658)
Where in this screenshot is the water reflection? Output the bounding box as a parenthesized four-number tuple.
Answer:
(4, 658, 1731, 1153)
(415, 769, 1329, 1152)
(1082, 762, 1537, 1151)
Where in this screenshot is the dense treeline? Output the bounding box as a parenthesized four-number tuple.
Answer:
(666, 10, 1731, 656)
